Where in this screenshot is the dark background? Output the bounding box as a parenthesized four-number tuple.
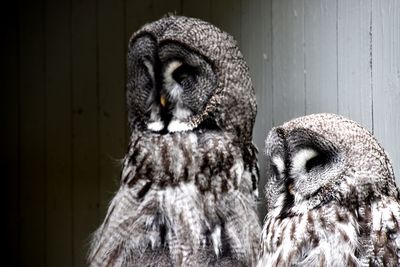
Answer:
(2, 0, 399, 266)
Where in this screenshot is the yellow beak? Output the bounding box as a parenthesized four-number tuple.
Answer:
(160, 95, 166, 107)
(288, 184, 294, 195)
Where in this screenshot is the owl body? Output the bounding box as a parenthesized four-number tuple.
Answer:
(90, 131, 260, 266)
(258, 113, 400, 267)
(260, 202, 360, 266)
(89, 15, 260, 267)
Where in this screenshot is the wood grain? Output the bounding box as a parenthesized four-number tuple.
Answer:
(337, 0, 373, 130)
(272, 0, 306, 125)
(241, 0, 273, 220)
(304, 0, 338, 114)
(372, 0, 400, 179)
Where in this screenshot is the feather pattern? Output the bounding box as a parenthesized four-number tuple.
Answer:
(89, 131, 260, 266)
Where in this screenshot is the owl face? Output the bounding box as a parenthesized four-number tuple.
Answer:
(264, 113, 397, 217)
(128, 34, 218, 133)
(126, 15, 257, 143)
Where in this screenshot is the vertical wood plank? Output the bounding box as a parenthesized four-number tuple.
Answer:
(126, 0, 181, 40)
(272, 0, 305, 125)
(211, 0, 242, 44)
(241, 0, 273, 220)
(98, 0, 126, 219)
(125, 0, 153, 39)
(337, 0, 373, 130)
(1, 0, 20, 263)
(45, 0, 73, 266)
(152, 0, 181, 18)
(19, 0, 46, 265)
(182, 0, 211, 20)
(304, 0, 338, 114)
(372, 0, 400, 180)
(71, 0, 99, 265)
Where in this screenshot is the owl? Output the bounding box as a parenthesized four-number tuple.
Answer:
(258, 113, 400, 266)
(88, 15, 261, 267)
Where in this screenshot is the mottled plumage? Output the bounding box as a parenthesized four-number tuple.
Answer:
(89, 15, 260, 267)
(258, 113, 400, 267)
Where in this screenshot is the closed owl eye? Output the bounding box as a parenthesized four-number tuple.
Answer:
(271, 163, 280, 179)
(270, 156, 285, 181)
(305, 153, 329, 172)
(142, 59, 154, 79)
(172, 63, 197, 84)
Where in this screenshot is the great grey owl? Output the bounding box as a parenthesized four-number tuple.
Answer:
(88, 15, 261, 266)
(258, 113, 400, 266)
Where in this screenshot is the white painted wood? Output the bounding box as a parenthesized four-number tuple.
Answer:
(241, 0, 273, 220)
(304, 0, 338, 114)
(272, 0, 306, 125)
(372, 0, 400, 181)
(337, 0, 373, 131)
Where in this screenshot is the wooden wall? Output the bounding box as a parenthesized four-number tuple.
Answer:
(241, 0, 400, 220)
(2, 0, 399, 266)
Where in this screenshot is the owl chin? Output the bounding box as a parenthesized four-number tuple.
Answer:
(147, 121, 164, 132)
(147, 120, 194, 133)
(167, 120, 193, 132)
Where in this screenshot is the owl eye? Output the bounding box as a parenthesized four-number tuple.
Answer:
(305, 153, 329, 172)
(269, 156, 285, 182)
(172, 64, 197, 84)
(271, 164, 280, 180)
(269, 161, 282, 182)
(141, 58, 154, 79)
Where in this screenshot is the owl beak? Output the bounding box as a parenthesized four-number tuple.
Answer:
(160, 95, 167, 107)
(288, 183, 295, 195)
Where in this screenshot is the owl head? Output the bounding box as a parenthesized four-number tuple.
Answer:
(264, 113, 398, 217)
(126, 15, 256, 144)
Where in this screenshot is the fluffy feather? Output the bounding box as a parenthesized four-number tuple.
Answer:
(89, 131, 260, 266)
